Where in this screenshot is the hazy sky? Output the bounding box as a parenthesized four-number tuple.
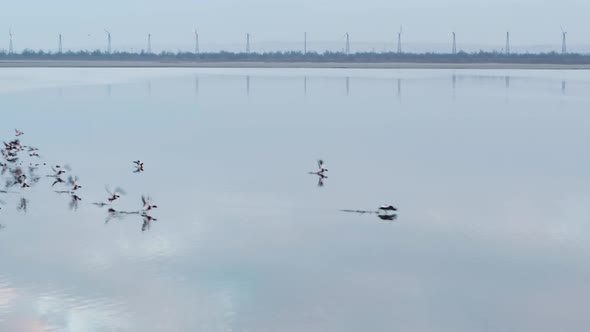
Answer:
(0, 0, 588, 52)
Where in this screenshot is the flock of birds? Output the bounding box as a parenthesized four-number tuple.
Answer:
(308, 159, 398, 221)
(0, 129, 392, 230)
(0, 129, 158, 231)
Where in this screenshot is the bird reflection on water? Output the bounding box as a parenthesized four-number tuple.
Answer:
(17, 197, 28, 213)
(377, 214, 398, 221)
(0, 129, 159, 231)
(341, 205, 398, 222)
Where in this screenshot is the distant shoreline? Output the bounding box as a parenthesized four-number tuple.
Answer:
(0, 60, 590, 70)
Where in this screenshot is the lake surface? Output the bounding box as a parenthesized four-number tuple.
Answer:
(0, 68, 589, 331)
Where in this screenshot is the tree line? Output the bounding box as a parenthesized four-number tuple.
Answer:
(1, 49, 589, 64)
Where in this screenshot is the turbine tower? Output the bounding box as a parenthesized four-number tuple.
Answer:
(246, 33, 250, 53)
(194, 29, 199, 54)
(397, 25, 402, 54)
(58, 33, 62, 54)
(561, 26, 567, 54)
(505, 31, 510, 54)
(452, 32, 457, 54)
(345, 32, 350, 54)
(8, 29, 13, 55)
(147, 33, 151, 54)
(304, 32, 307, 54)
(104, 29, 112, 54)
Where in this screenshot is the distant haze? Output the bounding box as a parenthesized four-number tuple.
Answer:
(1, 0, 589, 53)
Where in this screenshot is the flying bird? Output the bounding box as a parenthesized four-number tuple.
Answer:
(68, 176, 82, 191)
(141, 195, 157, 211)
(106, 186, 126, 202)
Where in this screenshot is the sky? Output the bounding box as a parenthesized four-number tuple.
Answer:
(0, 0, 588, 52)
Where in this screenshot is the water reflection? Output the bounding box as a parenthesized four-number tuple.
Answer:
(340, 208, 398, 222)
(0, 69, 587, 331)
(90, 73, 576, 100)
(377, 214, 398, 221)
(246, 75, 250, 96)
(310, 173, 327, 187)
(100, 72, 580, 99)
(397, 78, 402, 103)
(345, 77, 350, 96)
(17, 197, 28, 213)
(451, 74, 457, 103)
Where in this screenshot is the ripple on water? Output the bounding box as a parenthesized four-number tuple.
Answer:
(0, 276, 16, 322)
(34, 289, 132, 331)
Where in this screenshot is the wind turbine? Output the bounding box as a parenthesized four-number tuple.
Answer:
(104, 29, 111, 54)
(505, 30, 510, 54)
(8, 29, 13, 55)
(194, 29, 199, 54)
(345, 32, 350, 54)
(560, 26, 567, 54)
(246, 33, 250, 53)
(147, 33, 151, 54)
(452, 31, 456, 54)
(397, 25, 402, 54)
(58, 33, 62, 54)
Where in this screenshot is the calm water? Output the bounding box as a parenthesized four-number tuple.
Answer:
(0, 68, 589, 331)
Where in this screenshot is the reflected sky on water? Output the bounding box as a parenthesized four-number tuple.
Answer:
(0, 68, 589, 331)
